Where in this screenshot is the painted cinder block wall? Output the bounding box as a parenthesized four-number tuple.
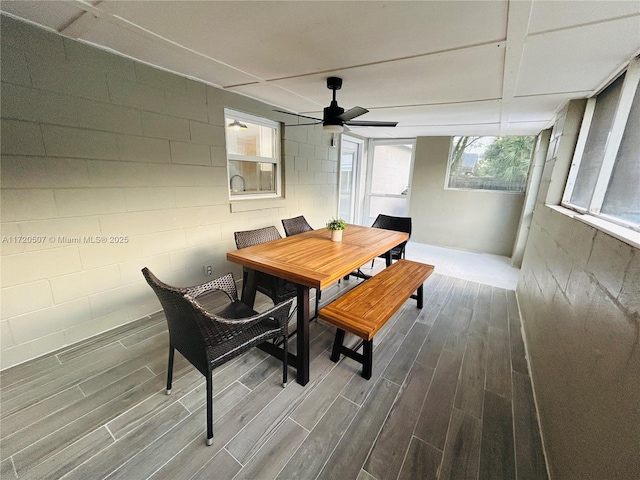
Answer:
(409, 136, 525, 256)
(0, 16, 338, 369)
(517, 99, 640, 479)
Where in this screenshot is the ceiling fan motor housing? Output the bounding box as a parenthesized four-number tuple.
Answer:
(324, 102, 345, 126)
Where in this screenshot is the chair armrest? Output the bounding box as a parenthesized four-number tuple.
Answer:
(187, 296, 294, 333)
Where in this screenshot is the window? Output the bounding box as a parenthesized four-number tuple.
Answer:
(224, 109, 281, 198)
(562, 57, 640, 231)
(446, 136, 535, 192)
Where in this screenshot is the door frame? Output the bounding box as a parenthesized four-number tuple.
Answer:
(363, 138, 416, 224)
(339, 134, 366, 224)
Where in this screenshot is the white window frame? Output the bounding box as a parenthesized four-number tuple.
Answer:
(224, 109, 281, 200)
(444, 136, 535, 194)
(561, 57, 640, 233)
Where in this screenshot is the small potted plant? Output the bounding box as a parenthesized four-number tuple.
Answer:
(326, 217, 347, 242)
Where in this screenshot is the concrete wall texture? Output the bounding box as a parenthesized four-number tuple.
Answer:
(517, 100, 640, 479)
(409, 136, 525, 256)
(0, 16, 338, 368)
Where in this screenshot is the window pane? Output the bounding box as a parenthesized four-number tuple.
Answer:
(367, 196, 408, 224)
(448, 136, 534, 192)
(370, 144, 412, 195)
(570, 74, 625, 207)
(229, 160, 275, 196)
(601, 80, 640, 224)
(225, 119, 275, 158)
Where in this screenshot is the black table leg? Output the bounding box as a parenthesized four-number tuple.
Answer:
(241, 269, 258, 307)
(296, 285, 310, 386)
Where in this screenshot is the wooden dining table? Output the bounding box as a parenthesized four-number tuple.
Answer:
(226, 224, 409, 385)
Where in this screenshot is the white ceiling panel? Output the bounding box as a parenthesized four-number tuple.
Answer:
(358, 122, 505, 139)
(1, 1, 639, 138)
(98, 0, 508, 81)
(227, 83, 326, 113)
(506, 93, 591, 123)
(0, 0, 85, 32)
(75, 15, 260, 87)
(275, 42, 506, 110)
(516, 15, 640, 96)
(528, 0, 640, 34)
(344, 101, 501, 126)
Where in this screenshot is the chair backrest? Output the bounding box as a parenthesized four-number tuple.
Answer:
(371, 214, 412, 237)
(234, 226, 282, 249)
(142, 268, 224, 375)
(281, 216, 313, 236)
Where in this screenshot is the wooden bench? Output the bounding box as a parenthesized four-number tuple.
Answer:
(319, 259, 435, 379)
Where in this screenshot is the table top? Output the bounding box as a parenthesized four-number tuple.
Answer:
(226, 224, 409, 290)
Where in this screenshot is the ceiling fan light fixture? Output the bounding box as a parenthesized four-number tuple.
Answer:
(323, 124, 344, 134)
(227, 120, 248, 131)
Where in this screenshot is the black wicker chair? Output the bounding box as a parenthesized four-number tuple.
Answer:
(234, 226, 298, 307)
(281, 215, 323, 318)
(142, 267, 292, 446)
(281, 215, 313, 236)
(371, 214, 412, 267)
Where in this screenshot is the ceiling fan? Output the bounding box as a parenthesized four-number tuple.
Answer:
(276, 77, 398, 133)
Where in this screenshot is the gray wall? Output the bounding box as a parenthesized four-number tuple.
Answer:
(409, 136, 525, 256)
(517, 100, 640, 479)
(0, 16, 338, 369)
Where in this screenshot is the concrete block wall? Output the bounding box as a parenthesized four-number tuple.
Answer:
(517, 100, 640, 479)
(409, 136, 525, 256)
(0, 16, 338, 369)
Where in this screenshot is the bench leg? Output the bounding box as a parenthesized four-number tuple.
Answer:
(331, 329, 345, 362)
(417, 284, 424, 309)
(362, 340, 373, 379)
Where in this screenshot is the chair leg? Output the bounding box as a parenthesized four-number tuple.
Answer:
(206, 374, 213, 446)
(166, 345, 175, 395)
(283, 334, 288, 387)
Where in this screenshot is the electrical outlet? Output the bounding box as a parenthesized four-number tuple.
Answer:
(204, 265, 212, 276)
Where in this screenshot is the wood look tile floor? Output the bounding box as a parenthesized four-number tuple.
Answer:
(0, 270, 548, 480)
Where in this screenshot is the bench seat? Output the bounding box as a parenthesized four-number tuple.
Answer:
(319, 259, 434, 378)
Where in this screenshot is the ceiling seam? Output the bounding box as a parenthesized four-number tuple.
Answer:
(225, 38, 507, 87)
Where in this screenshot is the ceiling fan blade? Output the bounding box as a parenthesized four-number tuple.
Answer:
(274, 109, 322, 122)
(344, 120, 399, 127)
(337, 106, 368, 122)
(285, 121, 322, 127)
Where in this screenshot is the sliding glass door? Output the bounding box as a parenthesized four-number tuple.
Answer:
(363, 140, 415, 225)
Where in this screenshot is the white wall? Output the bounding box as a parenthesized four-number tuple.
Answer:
(409, 136, 525, 256)
(517, 100, 640, 479)
(0, 16, 338, 369)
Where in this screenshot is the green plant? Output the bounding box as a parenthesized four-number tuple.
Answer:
(326, 218, 347, 231)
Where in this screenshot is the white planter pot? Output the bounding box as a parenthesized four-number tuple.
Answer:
(330, 230, 343, 242)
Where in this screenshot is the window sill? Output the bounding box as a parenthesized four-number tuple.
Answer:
(230, 198, 286, 213)
(547, 204, 640, 249)
(444, 187, 525, 195)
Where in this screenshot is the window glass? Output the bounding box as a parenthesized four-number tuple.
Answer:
(224, 110, 280, 198)
(226, 121, 275, 158)
(370, 144, 412, 195)
(570, 74, 625, 208)
(229, 161, 276, 195)
(601, 80, 640, 224)
(561, 58, 640, 234)
(447, 136, 534, 192)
